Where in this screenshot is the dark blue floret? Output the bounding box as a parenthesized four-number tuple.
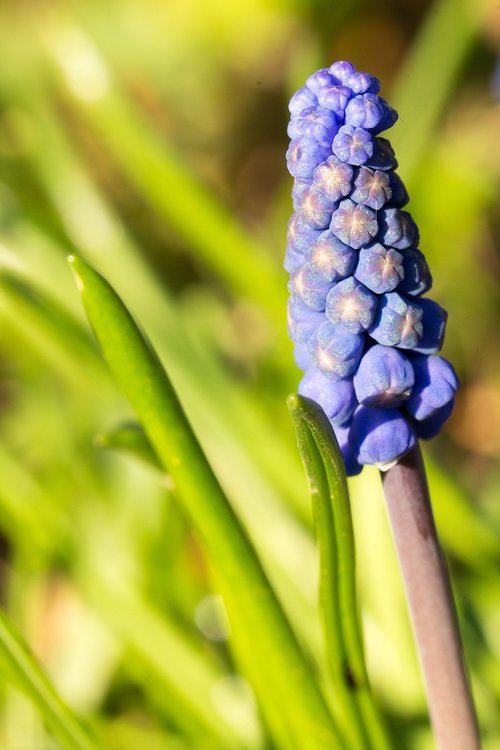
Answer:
(398, 248, 432, 297)
(412, 299, 447, 354)
(366, 138, 397, 171)
(285, 60, 457, 474)
(378, 208, 419, 250)
(388, 172, 409, 207)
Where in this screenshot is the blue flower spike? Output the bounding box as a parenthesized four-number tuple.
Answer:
(285, 60, 458, 474)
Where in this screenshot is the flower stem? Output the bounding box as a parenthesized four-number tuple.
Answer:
(380, 443, 480, 750)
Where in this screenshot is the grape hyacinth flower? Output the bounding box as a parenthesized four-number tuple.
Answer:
(287, 62, 480, 750)
(285, 60, 458, 474)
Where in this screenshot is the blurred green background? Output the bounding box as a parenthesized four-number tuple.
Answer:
(0, 0, 499, 748)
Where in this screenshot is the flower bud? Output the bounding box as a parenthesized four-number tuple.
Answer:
(351, 406, 416, 466)
(309, 321, 364, 379)
(330, 198, 378, 248)
(299, 369, 356, 425)
(288, 264, 333, 311)
(326, 276, 378, 333)
(332, 126, 374, 166)
(405, 354, 458, 420)
(355, 243, 404, 294)
(307, 231, 356, 282)
(369, 292, 423, 348)
(353, 345, 414, 408)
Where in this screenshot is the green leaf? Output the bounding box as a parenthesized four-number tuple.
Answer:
(288, 395, 393, 750)
(0, 608, 105, 750)
(69, 255, 345, 750)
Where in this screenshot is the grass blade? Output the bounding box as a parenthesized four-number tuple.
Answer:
(288, 395, 393, 750)
(42, 26, 285, 321)
(0, 608, 105, 750)
(69, 255, 345, 750)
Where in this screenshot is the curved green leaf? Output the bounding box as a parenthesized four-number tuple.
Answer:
(288, 395, 393, 750)
(0, 608, 105, 750)
(69, 255, 345, 750)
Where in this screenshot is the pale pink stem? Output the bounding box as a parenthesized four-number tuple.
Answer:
(381, 443, 480, 750)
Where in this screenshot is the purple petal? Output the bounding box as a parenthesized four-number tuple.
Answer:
(289, 86, 317, 114)
(287, 212, 323, 255)
(296, 186, 336, 229)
